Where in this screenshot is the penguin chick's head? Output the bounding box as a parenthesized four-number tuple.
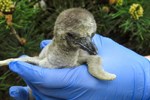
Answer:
(54, 8, 98, 55)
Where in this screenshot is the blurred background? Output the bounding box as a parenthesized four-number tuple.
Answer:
(0, 0, 149, 99)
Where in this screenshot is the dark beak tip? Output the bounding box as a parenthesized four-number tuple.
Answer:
(76, 37, 98, 55)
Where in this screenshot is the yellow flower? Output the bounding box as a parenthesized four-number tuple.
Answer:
(109, 0, 117, 5)
(0, 0, 14, 13)
(129, 3, 144, 20)
(102, 6, 110, 13)
(116, 0, 123, 6)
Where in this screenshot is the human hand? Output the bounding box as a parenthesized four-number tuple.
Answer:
(9, 34, 150, 100)
(145, 55, 150, 61)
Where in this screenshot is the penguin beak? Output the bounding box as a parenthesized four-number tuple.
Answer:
(75, 37, 98, 55)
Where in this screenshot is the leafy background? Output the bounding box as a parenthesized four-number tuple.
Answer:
(0, 0, 149, 99)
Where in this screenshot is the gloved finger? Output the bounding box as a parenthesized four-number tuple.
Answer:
(9, 86, 60, 100)
(8, 61, 71, 88)
(9, 86, 29, 100)
(40, 40, 52, 49)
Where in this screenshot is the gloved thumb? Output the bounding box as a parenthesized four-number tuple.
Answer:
(40, 40, 52, 49)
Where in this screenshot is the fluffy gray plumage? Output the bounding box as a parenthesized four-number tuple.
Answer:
(0, 8, 116, 80)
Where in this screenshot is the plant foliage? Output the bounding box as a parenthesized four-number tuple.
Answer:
(0, 0, 149, 99)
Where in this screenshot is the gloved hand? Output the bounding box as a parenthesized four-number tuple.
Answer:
(9, 34, 150, 100)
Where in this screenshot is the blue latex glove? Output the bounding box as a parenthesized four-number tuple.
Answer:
(9, 34, 150, 100)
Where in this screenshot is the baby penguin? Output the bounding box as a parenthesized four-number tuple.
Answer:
(0, 8, 116, 80)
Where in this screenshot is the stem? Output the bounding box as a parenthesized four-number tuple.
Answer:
(9, 25, 24, 44)
(105, 18, 122, 35)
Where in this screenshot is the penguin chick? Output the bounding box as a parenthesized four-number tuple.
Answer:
(0, 8, 116, 80)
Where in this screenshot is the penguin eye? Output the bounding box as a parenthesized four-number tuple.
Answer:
(66, 32, 74, 38)
(66, 32, 80, 39)
(67, 32, 75, 39)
